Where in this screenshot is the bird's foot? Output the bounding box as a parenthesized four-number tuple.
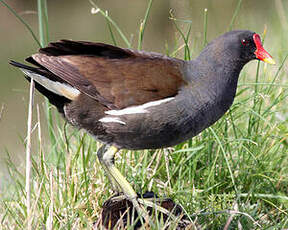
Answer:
(95, 191, 194, 229)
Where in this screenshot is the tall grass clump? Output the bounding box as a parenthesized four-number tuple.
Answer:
(1, 0, 288, 229)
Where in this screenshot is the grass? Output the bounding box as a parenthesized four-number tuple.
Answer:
(1, 0, 288, 229)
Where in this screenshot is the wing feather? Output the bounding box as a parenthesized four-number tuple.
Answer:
(30, 40, 186, 109)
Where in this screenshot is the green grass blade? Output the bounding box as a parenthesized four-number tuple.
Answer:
(43, 0, 49, 43)
(37, 0, 55, 148)
(37, 0, 45, 47)
(106, 17, 117, 46)
(229, 0, 243, 30)
(209, 127, 237, 192)
(138, 0, 153, 50)
(169, 10, 192, 60)
(203, 8, 208, 47)
(90, 0, 131, 48)
(0, 0, 41, 47)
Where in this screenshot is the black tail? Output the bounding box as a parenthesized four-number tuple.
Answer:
(10, 60, 38, 71)
(10, 60, 70, 114)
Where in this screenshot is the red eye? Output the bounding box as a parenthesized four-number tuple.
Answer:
(241, 39, 248, 46)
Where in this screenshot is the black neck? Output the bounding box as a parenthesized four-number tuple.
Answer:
(182, 53, 248, 115)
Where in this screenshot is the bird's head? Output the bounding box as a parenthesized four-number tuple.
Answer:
(200, 30, 275, 66)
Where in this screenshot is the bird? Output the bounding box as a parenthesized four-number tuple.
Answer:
(10, 30, 275, 220)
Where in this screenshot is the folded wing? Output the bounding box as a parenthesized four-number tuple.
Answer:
(28, 40, 187, 109)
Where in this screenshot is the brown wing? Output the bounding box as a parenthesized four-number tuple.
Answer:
(29, 40, 186, 109)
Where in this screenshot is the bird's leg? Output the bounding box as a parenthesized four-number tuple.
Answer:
(96, 145, 121, 191)
(97, 145, 150, 222)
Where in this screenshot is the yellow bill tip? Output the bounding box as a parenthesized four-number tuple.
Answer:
(263, 57, 276, 65)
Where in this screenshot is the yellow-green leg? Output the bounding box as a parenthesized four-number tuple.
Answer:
(97, 145, 121, 191)
(97, 145, 150, 221)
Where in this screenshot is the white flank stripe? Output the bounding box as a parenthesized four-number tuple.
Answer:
(21, 69, 80, 100)
(105, 97, 175, 116)
(99, 117, 126, 125)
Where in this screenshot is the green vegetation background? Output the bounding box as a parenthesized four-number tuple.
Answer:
(0, 0, 287, 229)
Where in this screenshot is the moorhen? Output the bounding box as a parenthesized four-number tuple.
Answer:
(10, 30, 275, 220)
